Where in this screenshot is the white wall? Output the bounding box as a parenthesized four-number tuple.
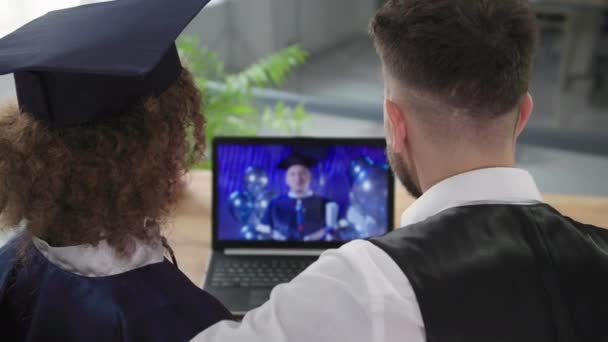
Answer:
(230, 0, 276, 69)
(286, 0, 375, 53)
(183, 1, 232, 66)
(0, 76, 15, 102)
(272, 0, 377, 55)
(0, 0, 378, 98)
(0, 0, 88, 101)
(186, 0, 377, 70)
(0, 0, 82, 37)
(182, 0, 279, 70)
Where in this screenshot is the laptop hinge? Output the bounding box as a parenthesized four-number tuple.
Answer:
(224, 248, 325, 256)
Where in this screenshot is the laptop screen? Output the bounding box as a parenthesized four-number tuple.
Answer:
(213, 137, 394, 248)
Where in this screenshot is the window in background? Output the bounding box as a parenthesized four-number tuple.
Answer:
(270, 2, 608, 137)
(0, 0, 84, 38)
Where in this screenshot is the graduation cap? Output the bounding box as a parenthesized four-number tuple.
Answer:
(0, 0, 211, 127)
(278, 153, 320, 170)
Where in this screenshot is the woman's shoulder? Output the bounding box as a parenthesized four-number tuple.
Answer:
(80, 262, 234, 340)
(0, 232, 29, 278)
(1, 240, 232, 341)
(95, 262, 233, 340)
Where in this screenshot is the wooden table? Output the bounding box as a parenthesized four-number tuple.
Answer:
(169, 171, 608, 285)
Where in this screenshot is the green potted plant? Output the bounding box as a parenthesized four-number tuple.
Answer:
(177, 36, 310, 169)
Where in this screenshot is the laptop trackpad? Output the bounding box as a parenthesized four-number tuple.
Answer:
(249, 289, 271, 307)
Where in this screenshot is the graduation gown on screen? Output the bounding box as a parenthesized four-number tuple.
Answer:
(0, 235, 233, 342)
(261, 193, 332, 240)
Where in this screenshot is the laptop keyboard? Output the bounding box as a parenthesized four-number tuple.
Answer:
(209, 256, 316, 288)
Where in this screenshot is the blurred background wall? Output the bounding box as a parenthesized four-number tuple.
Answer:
(0, 0, 607, 197)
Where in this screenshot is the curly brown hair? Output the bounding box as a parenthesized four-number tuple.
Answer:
(0, 69, 205, 256)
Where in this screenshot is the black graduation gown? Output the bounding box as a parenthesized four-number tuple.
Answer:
(261, 194, 330, 240)
(0, 235, 233, 341)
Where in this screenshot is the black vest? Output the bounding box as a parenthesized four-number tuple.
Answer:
(369, 204, 608, 342)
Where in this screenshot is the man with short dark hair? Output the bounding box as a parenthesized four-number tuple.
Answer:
(195, 1, 608, 341)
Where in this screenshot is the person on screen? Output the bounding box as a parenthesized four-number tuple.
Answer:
(258, 153, 339, 241)
(0, 1, 232, 340)
(194, 0, 608, 341)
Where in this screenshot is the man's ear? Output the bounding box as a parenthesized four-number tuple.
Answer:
(385, 98, 407, 153)
(515, 93, 533, 137)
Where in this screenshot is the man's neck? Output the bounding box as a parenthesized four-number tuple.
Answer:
(418, 150, 516, 193)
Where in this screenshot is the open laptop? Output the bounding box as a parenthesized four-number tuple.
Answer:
(203, 137, 394, 315)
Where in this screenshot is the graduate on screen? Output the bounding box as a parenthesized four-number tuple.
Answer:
(258, 153, 339, 241)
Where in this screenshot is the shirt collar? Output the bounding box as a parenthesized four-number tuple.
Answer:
(32, 237, 165, 277)
(288, 190, 314, 199)
(401, 167, 543, 227)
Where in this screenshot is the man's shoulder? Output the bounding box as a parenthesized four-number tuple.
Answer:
(318, 240, 410, 283)
(378, 203, 572, 239)
(309, 239, 419, 306)
(367, 204, 546, 265)
(370, 204, 504, 242)
(336, 239, 380, 254)
(315, 240, 395, 273)
(544, 206, 608, 235)
(370, 203, 608, 268)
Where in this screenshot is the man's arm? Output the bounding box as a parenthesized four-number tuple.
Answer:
(192, 240, 425, 342)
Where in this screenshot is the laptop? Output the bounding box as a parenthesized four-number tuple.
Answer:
(203, 137, 395, 315)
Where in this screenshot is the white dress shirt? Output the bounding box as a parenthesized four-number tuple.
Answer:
(193, 168, 543, 342)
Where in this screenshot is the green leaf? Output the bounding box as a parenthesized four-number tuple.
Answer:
(177, 36, 311, 167)
(232, 44, 309, 89)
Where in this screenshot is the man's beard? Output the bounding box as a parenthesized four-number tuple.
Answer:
(387, 149, 423, 199)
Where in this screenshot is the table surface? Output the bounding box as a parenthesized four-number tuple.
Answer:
(168, 171, 608, 285)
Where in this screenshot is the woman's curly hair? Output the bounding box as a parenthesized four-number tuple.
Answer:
(0, 69, 205, 256)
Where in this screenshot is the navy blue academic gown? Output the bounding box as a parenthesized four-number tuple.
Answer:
(262, 194, 330, 240)
(0, 236, 233, 341)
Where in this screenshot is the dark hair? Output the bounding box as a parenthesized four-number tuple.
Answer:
(0, 69, 205, 256)
(370, 0, 538, 117)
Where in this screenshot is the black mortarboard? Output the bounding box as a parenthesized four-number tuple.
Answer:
(0, 0, 211, 127)
(278, 153, 319, 170)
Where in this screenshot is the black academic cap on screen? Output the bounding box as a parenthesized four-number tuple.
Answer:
(0, 0, 211, 127)
(278, 153, 319, 170)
